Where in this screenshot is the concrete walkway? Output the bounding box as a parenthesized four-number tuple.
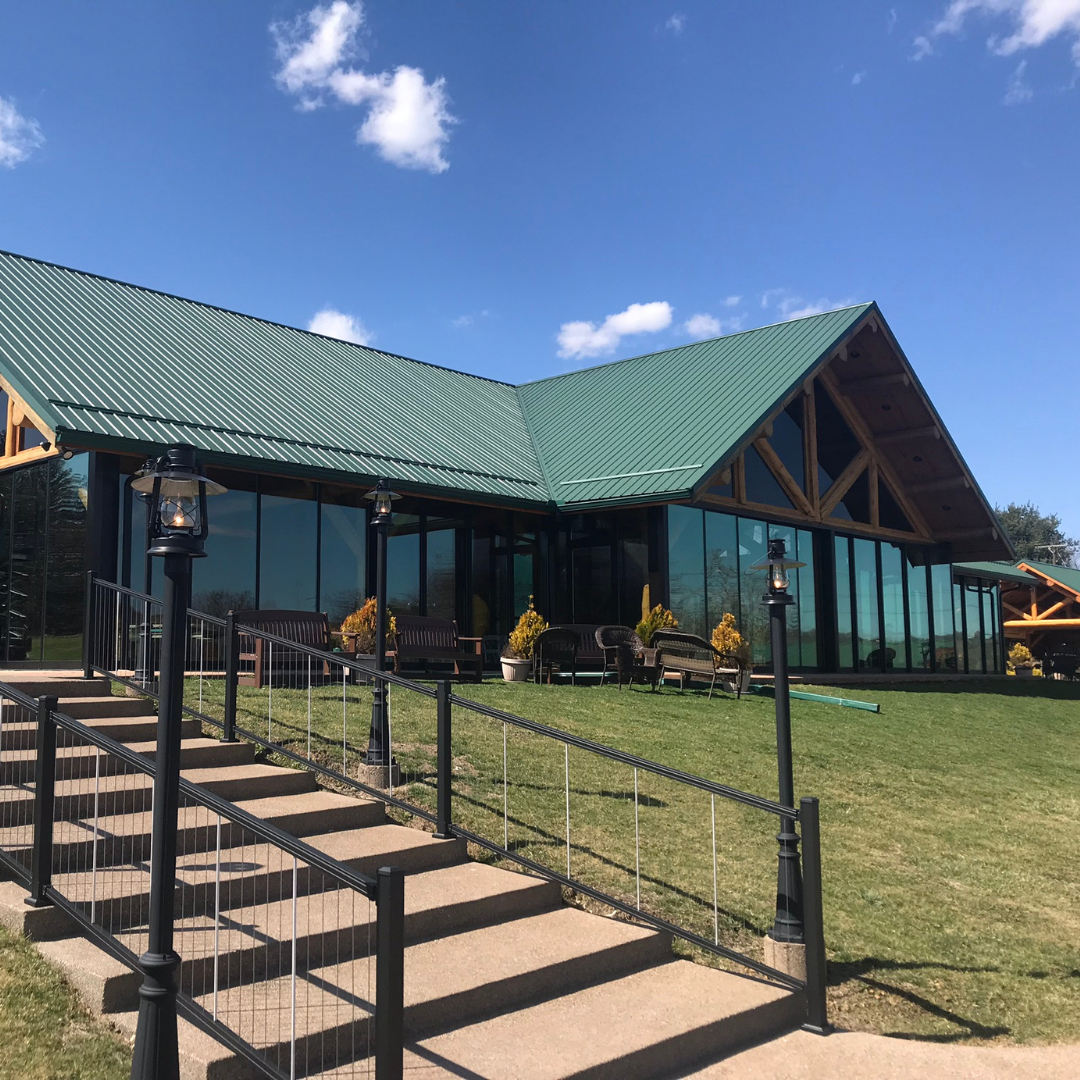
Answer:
(685, 1030, 1080, 1079)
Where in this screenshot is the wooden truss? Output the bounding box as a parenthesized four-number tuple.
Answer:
(0, 377, 57, 472)
(1002, 564, 1080, 647)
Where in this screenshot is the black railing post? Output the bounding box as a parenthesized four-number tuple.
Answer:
(223, 611, 238, 742)
(26, 695, 58, 908)
(82, 570, 95, 679)
(434, 680, 453, 839)
(375, 865, 405, 1080)
(800, 796, 830, 1034)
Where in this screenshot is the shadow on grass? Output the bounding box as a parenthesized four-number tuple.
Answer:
(831, 957, 1011, 1042)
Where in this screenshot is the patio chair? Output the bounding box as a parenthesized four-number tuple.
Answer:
(1045, 651, 1079, 680)
(863, 647, 897, 672)
(652, 629, 746, 699)
(533, 627, 580, 685)
(595, 625, 646, 687)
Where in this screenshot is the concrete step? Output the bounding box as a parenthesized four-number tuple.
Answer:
(183, 763, 319, 803)
(53, 696, 158, 720)
(397, 960, 805, 1080)
(0, 714, 202, 750)
(203, 907, 670, 1074)
(0, 675, 114, 699)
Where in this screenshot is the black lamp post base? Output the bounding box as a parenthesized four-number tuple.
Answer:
(129, 950, 181, 1080)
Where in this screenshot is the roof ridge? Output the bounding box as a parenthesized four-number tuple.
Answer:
(0, 247, 516, 388)
(517, 302, 873, 390)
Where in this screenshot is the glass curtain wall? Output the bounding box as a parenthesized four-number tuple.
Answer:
(853, 538, 879, 669)
(0, 454, 89, 664)
(931, 563, 956, 671)
(881, 543, 907, 670)
(319, 485, 367, 626)
(259, 480, 318, 610)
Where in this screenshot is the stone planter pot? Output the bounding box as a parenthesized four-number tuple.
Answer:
(1014, 666, 1034, 678)
(501, 657, 532, 682)
(722, 670, 753, 695)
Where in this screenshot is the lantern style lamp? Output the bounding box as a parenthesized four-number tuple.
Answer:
(128, 445, 225, 1080)
(750, 537, 808, 950)
(363, 479, 400, 773)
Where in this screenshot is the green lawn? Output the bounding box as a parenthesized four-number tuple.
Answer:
(187, 673, 1080, 1046)
(0, 923, 130, 1079)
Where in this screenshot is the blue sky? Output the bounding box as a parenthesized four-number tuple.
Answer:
(1, 1, 1078, 537)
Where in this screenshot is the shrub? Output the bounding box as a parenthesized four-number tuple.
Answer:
(505, 596, 548, 659)
(340, 598, 397, 654)
(636, 604, 678, 647)
(1008, 642, 1035, 669)
(711, 612, 749, 661)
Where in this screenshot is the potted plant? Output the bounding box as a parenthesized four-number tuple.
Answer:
(340, 598, 397, 666)
(1008, 642, 1035, 678)
(711, 612, 753, 694)
(502, 597, 548, 682)
(635, 604, 678, 648)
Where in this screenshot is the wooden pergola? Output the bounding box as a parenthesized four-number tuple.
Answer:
(1002, 562, 1080, 653)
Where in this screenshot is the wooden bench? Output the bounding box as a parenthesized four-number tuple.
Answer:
(556, 624, 605, 673)
(652, 630, 746, 699)
(393, 615, 483, 682)
(233, 609, 331, 689)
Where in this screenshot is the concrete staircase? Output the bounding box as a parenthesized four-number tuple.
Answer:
(0, 673, 806, 1079)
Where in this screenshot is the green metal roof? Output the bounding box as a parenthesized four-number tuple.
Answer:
(0, 250, 547, 503)
(517, 304, 874, 507)
(1018, 559, 1080, 594)
(953, 561, 1039, 586)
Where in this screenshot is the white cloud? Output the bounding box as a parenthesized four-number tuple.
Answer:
(760, 290, 854, 321)
(665, 14, 687, 34)
(912, 34, 935, 59)
(888, 8, 899, 33)
(1005, 58, 1035, 100)
(684, 313, 722, 338)
(451, 309, 489, 329)
(557, 301, 673, 360)
(272, 1, 455, 173)
(852, 70, 867, 84)
(724, 295, 742, 307)
(917, 1, 1080, 67)
(308, 308, 373, 345)
(0, 95, 44, 168)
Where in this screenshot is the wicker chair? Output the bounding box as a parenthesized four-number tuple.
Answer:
(652, 629, 746, 699)
(595, 625, 646, 687)
(533, 627, 580, 685)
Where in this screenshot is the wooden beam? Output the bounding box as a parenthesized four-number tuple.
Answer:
(1036, 600, 1067, 621)
(838, 372, 910, 395)
(753, 436, 814, 517)
(1004, 618, 1080, 628)
(820, 447, 871, 518)
(1002, 600, 1030, 620)
(3, 397, 13, 458)
(804, 380, 819, 517)
(907, 476, 971, 495)
(868, 459, 879, 528)
(875, 425, 941, 446)
(733, 452, 745, 504)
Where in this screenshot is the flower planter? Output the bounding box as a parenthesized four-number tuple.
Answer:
(1014, 666, 1034, 679)
(722, 670, 753, 695)
(501, 657, 533, 682)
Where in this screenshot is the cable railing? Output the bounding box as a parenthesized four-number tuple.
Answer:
(83, 572, 828, 1031)
(0, 676, 405, 1079)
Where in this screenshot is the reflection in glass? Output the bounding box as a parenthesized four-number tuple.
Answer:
(982, 587, 999, 673)
(832, 470, 871, 524)
(797, 529, 817, 668)
(769, 522, 800, 667)
(744, 445, 793, 510)
(705, 511, 739, 635)
(260, 489, 317, 610)
(738, 517, 769, 664)
(618, 509, 649, 628)
(320, 491, 367, 626)
(931, 563, 956, 671)
(881, 543, 906, 670)
(954, 582, 966, 672)
(907, 554, 930, 671)
(43, 456, 89, 663)
(770, 399, 806, 491)
(427, 516, 459, 620)
(667, 505, 705, 637)
(854, 538, 879, 668)
(194, 487, 256, 615)
(471, 511, 508, 638)
(815, 382, 862, 494)
(965, 581, 984, 673)
(835, 537, 854, 669)
(387, 514, 421, 616)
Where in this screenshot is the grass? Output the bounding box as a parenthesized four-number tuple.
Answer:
(184, 672, 1080, 1046)
(0, 922, 130, 1079)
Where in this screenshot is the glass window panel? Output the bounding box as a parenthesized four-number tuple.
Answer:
(706, 475, 733, 499)
(769, 399, 806, 492)
(954, 581, 966, 672)
(387, 514, 421, 616)
(797, 529, 817, 669)
(667, 505, 705, 636)
(965, 581, 984, 673)
(832, 470, 871, 524)
(618, 508, 650, 628)
(320, 487, 367, 627)
(259, 484, 318, 611)
(744, 446, 793, 510)
(835, 536, 854, 670)
(907, 554, 931, 671)
(705, 511, 740, 635)
(983, 587, 999, 673)
(815, 382, 862, 493)
(471, 509, 509, 638)
(20, 425, 47, 450)
(43, 455, 89, 664)
(428, 514, 461, 621)
(194, 485, 257, 616)
(878, 478, 913, 533)
(738, 517, 770, 665)
(769, 522, 800, 667)
(8, 463, 49, 662)
(931, 563, 956, 671)
(854, 538, 879, 669)
(881, 542, 906, 670)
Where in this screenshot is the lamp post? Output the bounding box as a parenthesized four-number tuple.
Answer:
(363, 479, 400, 779)
(752, 537, 807, 953)
(129, 444, 225, 1080)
